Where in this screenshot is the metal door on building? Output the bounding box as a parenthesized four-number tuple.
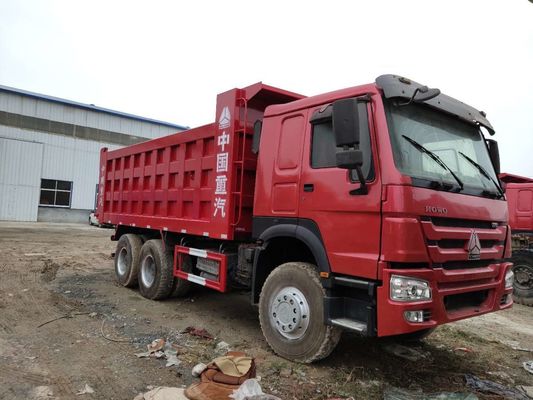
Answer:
(0, 138, 44, 221)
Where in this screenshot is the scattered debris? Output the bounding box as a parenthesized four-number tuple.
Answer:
(186, 352, 257, 400)
(383, 343, 429, 362)
(40, 260, 60, 282)
(519, 386, 533, 398)
(183, 326, 214, 340)
(230, 379, 281, 400)
(64, 290, 72, 294)
(279, 367, 292, 378)
(192, 363, 207, 377)
(465, 374, 530, 400)
(524, 360, 533, 374)
(500, 339, 533, 352)
(215, 341, 231, 354)
(487, 371, 514, 383)
(88, 312, 97, 318)
(454, 347, 473, 353)
(37, 312, 91, 328)
(133, 387, 188, 400)
(147, 338, 166, 353)
(384, 386, 478, 399)
(100, 318, 129, 343)
(135, 338, 182, 368)
(76, 384, 95, 395)
(31, 385, 54, 399)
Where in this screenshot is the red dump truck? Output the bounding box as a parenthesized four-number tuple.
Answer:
(500, 173, 533, 306)
(97, 75, 514, 362)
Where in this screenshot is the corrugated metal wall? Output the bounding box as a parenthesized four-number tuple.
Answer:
(0, 89, 184, 222)
(0, 138, 43, 221)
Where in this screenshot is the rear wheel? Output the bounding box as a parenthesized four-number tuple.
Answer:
(512, 256, 533, 306)
(138, 239, 175, 300)
(114, 234, 142, 287)
(259, 262, 342, 363)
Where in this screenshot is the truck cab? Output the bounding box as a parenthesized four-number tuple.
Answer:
(251, 75, 513, 361)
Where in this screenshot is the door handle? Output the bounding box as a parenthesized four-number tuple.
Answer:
(303, 183, 314, 192)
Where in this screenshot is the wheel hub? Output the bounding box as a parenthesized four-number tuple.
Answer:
(141, 255, 156, 288)
(269, 287, 310, 340)
(514, 265, 533, 290)
(117, 247, 129, 276)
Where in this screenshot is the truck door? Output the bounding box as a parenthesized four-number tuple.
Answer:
(299, 99, 382, 280)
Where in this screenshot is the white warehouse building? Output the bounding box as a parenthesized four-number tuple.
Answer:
(0, 85, 187, 223)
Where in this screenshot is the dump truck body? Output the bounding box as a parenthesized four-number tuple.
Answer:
(97, 75, 514, 362)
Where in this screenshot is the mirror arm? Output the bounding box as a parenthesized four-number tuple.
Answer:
(349, 166, 368, 196)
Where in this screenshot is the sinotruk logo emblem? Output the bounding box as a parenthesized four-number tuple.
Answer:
(467, 230, 481, 260)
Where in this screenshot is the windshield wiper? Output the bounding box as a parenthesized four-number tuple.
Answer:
(402, 135, 464, 190)
(458, 151, 504, 199)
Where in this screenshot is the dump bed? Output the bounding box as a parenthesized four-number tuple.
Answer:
(97, 83, 303, 241)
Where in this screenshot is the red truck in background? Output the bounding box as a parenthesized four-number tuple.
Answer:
(97, 75, 514, 363)
(500, 173, 533, 306)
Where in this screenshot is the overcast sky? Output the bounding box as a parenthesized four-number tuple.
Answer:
(1, 0, 532, 176)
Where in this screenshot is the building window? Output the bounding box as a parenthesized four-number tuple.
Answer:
(39, 179, 72, 207)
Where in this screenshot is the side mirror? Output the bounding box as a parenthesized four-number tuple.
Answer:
(336, 149, 363, 170)
(486, 138, 500, 175)
(332, 98, 360, 148)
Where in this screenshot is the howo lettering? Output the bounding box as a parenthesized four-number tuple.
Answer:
(97, 75, 513, 363)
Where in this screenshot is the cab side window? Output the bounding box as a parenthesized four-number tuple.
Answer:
(310, 101, 374, 181)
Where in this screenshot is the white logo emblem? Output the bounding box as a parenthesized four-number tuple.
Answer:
(219, 106, 231, 129)
(467, 230, 481, 260)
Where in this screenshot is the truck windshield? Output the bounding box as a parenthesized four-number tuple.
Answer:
(384, 101, 502, 198)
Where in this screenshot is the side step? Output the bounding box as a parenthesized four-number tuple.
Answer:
(329, 318, 367, 334)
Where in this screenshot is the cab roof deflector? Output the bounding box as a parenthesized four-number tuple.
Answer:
(376, 74, 495, 135)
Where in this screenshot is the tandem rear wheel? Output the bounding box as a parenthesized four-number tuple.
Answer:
(114, 235, 192, 299)
(258, 262, 342, 363)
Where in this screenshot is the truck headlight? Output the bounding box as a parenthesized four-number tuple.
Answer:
(505, 269, 514, 289)
(390, 275, 431, 302)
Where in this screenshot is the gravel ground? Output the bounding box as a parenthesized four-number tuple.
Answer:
(0, 221, 531, 399)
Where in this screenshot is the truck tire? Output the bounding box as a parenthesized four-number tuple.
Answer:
(512, 255, 533, 307)
(138, 239, 175, 300)
(258, 262, 342, 363)
(114, 234, 143, 287)
(392, 328, 435, 342)
(172, 254, 193, 298)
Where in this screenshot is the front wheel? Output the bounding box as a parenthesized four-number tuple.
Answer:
(258, 262, 342, 363)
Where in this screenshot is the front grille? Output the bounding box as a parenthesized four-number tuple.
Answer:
(438, 260, 493, 270)
(427, 216, 498, 230)
(444, 290, 488, 312)
(423, 310, 432, 321)
(429, 239, 503, 249)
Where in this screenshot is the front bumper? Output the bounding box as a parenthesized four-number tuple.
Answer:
(376, 262, 513, 336)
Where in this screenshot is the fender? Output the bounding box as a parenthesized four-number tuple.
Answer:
(253, 217, 331, 273)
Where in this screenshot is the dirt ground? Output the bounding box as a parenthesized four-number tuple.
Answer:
(0, 222, 532, 400)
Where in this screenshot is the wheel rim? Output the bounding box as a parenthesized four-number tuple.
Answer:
(514, 264, 533, 291)
(269, 286, 310, 340)
(141, 254, 156, 288)
(117, 247, 129, 277)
